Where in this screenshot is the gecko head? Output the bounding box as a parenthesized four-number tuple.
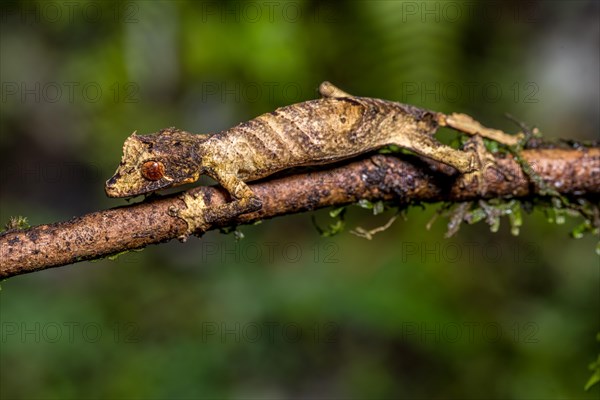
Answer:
(105, 128, 203, 198)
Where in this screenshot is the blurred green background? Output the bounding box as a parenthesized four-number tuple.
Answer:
(1, 1, 599, 398)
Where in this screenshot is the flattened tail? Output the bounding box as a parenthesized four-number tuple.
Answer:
(319, 81, 353, 98)
(439, 113, 522, 146)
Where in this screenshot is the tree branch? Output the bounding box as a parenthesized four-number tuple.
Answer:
(1, 148, 599, 279)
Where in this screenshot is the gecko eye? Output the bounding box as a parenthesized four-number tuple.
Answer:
(141, 161, 165, 181)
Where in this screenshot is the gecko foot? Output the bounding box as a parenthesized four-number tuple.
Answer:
(170, 191, 210, 241)
(203, 196, 262, 226)
(169, 193, 262, 241)
(461, 135, 497, 196)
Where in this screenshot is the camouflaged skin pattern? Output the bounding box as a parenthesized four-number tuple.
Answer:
(200, 96, 450, 182)
(105, 129, 207, 198)
(105, 82, 475, 199)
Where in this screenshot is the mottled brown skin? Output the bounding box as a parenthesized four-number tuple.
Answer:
(105, 82, 519, 232)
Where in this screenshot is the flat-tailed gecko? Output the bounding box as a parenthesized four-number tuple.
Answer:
(105, 82, 520, 233)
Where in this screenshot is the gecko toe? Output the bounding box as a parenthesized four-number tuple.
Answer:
(248, 197, 262, 212)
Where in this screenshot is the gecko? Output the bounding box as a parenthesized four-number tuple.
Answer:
(105, 81, 521, 234)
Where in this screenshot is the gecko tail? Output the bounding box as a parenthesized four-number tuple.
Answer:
(319, 81, 353, 99)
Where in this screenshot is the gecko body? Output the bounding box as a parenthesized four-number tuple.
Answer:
(106, 82, 519, 232)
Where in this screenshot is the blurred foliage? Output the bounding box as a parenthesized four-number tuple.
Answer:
(1, 0, 599, 398)
(586, 333, 600, 391)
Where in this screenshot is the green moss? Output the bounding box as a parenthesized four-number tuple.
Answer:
(2, 216, 29, 232)
(312, 207, 347, 237)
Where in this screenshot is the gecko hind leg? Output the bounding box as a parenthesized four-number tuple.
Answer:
(392, 133, 475, 174)
(461, 135, 496, 194)
(391, 133, 490, 194)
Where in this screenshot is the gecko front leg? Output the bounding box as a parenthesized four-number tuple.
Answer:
(171, 169, 262, 237)
(203, 172, 263, 226)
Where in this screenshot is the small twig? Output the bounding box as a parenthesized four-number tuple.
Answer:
(350, 214, 399, 240)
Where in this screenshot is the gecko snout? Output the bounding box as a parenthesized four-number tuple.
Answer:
(104, 174, 123, 197)
(106, 173, 120, 187)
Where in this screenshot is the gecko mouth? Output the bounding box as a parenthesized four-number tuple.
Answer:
(104, 180, 129, 198)
(105, 175, 176, 198)
(105, 173, 121, 188)
(104, 174, 123, 197)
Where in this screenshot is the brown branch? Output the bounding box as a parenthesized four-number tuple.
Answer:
(1, 148, 599, 279)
